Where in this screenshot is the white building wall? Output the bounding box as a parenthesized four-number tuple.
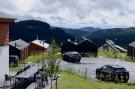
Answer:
(0, 45, 9, 80)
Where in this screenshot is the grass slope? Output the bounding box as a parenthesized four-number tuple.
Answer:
(53, 72, 135, 89)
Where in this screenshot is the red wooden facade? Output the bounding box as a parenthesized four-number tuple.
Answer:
(0, 18, 15, 45)
(21, 48, 29, 60)
(29, 43, 48, 55)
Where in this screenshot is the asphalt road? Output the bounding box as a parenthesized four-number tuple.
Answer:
(60, 57, 135, 83)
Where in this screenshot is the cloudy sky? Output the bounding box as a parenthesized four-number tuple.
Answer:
(0, 0, 135, 28)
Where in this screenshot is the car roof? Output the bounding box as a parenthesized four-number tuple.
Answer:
(66, 51, 79, 54)
(10, 55, 18, 57)
(105, 65, 124, 69)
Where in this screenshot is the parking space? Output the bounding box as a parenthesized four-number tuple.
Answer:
(60, 57, 135, 83)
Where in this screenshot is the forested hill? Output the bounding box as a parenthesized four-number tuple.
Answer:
(9, 20, 135, 47)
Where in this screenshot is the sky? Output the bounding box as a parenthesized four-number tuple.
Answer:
(0, 0, 135, 28)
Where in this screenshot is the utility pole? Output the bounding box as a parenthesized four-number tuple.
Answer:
(42, 40, 45, 63)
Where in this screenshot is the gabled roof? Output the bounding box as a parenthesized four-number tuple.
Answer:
(0, 18, 15, 23)
(32, 39, 49, 48)
(62, 39, 77, 46)
(9, 39, 29, 50)
(104, 40, 127, 52)
(106, 40, 115, 46)
(114, 45, 127, 52)
(105, 40, 118, 51)
(78, 37, 95, 45)
(129, 41, 135, 48)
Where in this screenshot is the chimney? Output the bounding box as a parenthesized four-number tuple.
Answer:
(36, 35, 39, 40)
(15, 42, 17, 48)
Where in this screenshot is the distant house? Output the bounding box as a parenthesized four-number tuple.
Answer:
(61, 39, 77, 53)
(0, 18, 15, 79)
(78, 37, 98, 56)
(127, 41, 135, 58)
(101, 40, 127, 53)
(9, 39, 29, 60)
(28, 39, 50, 55)
(61, 37, 98, 57)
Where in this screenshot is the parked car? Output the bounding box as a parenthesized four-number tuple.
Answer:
(96, 65, 129, 83)
(9, 55, 19, 67)
(62, 51, 81, 62)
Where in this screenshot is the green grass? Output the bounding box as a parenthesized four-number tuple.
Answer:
(27, 54, 43, 63)
(9, 67, 22, 72)
(19, 54, 47, 64)
(21, 53, 62, 64)
(98, 49, 135, 61)
(53, 72, 135, 89)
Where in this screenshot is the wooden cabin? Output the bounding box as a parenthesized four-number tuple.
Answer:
(77, 37, 98, 57)
(9, 39, 29, 60)
(101, 40, 127, 53)
(28, 39, 50, 55)
(127, 41, 135, 58)
(101, 40, 118, 52)
(61, 37, 98, 57)
(61, 39, 77, 53)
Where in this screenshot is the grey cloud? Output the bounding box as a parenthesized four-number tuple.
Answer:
(0, 0, 135, 28)
(0, 0, 16, 10)
(93, 0, 125, 10)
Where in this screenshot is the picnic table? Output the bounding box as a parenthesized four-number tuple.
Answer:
(15, 64, 42, 79)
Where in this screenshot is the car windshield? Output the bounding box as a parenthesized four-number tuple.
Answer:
(10, 57, 16, 59)
(9, 56, 18, 60)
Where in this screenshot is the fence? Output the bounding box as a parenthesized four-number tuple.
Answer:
(60, 65, 92, 79)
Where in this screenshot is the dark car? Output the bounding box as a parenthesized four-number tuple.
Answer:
(96, 65, 129, 83)
(62, 51, 81, 62)
(9, 55, 19, 67)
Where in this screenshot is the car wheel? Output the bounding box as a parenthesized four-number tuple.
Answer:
(123, 80, 128, 83)
(99, 73, 104, 80)
(123, 75, 129, 83)
(10, 62, 14, 67)
(69, 57, 72, 62)
(96, 72, 100, 79)
(105, 74, 111, 82)
(119, 74, 124, 83)
(114, 74, 119, 82)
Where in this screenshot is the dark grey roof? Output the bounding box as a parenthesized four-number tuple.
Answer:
(62, 39, 77, 46)
(129, 41, 135, 48)
(9, 39, 29, 50)
(78, 37, 95, 45)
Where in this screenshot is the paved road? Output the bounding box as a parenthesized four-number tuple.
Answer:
(60, 57, 135, 83)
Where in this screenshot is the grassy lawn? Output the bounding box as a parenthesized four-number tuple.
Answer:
(26, 53, 61, 63)
(98, 49, 135, 61)
(53, 72, 135, 89)
(19, 54, 46, 64)
(27, 55, 42, 63)
(9, 67, 22, 72)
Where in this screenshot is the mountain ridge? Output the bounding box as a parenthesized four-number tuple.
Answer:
(9, 20, 135, 48)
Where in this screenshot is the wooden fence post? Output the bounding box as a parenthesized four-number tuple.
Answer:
(85, 68, 87, 79)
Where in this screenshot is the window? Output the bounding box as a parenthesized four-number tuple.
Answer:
(102, 65, 107, 70)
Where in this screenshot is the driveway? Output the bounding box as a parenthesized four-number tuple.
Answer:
(60, 57, 135, 83)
